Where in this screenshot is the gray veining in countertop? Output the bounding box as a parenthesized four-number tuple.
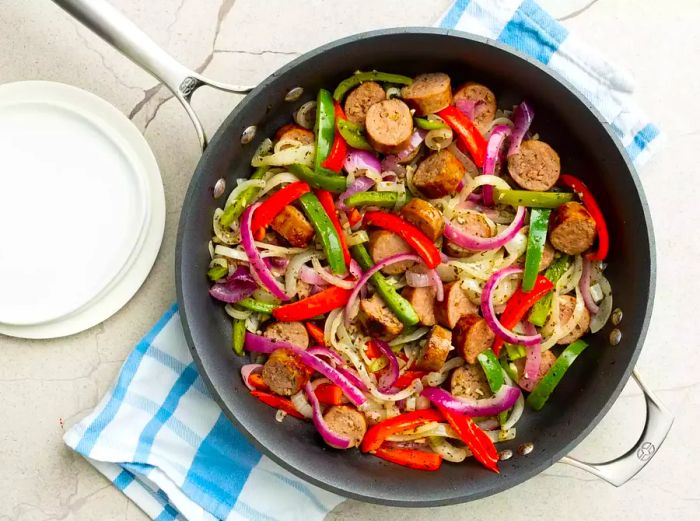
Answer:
(0, 1, 698, 519)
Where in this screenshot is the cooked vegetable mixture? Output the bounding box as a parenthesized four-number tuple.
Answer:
(208, 71, 613, 473)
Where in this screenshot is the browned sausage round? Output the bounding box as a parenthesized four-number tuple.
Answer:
(549, 202, 597, 255)
(507, 139, 561, 191)
(262, 349, 310, 396)
(264, 321, 309, 349)
(401, 286, 436, 326)
(413, 149, 465, 198)
(557, 294, 591, 344)
(368, 230, 415, 275)
(452, 82, 497, 132)
(452, 313, 495, 364)
(400, 73, 452, 116)
(365, 99, 414, 154)
(451, 364, 492, 399)
(400, 198, 444, 242)
(358, 293, 404, 341)
(415, 325, 453, 371)
(514, 350, 556, 391)
(274, 123, 315, 145)
(322, 405, 367, 448)
(443, 212, 493, 257)
(343, 81, 386, 126)
(271, 205, 315, 247)
(435, 281, 477, 329)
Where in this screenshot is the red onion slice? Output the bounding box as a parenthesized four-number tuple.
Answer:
(299, 265, 329, 286)
(482, 125, 512, 206)
(343, 149, 381, 176)
(444, 205, 526, 251)
(580, 257, 600, 314)
(373, 340, 400, 392)
(422, 385, 521, 417)
(521, 322, 541, 391)
(304, 382, 353, 449)
(337, 175, 375, 211)
(336, 367, 368, 391)
(208, 266, 257, 303)
(244, 331, 299, 354)
(507, 100, 534, 157)
(455, 98, 483, 121)
(240, 202, 290, 301)
(344, 253, 422, 326)
(428, 269, 444, 302)
(241, 364, 263, 391)
(307, 346, 344, 366)
(396, 129, 426, 160)
(481, 266, 542, 347)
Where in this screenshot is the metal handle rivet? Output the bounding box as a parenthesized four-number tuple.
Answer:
(241, 125, 257, 145)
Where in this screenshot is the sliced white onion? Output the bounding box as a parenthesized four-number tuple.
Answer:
(213, 208, 239, 245)
(389, 327, 429, 347)
(291, 390, 314, 419)
(425, 127, 453, 151)
(223, 178, 267, 210)
(257, 172, 301, 197)
(311, 257, 356, 289)
(214, 245, 249, 262)
(590, 269, 613, 333)
(251, 143, 315, 167)
(224, 304, 252, 320)
(285, 251, 317, 297)
(346, 230, 369, 246)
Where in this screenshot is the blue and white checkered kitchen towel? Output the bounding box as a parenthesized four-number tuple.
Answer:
(64, 1, 662, 520)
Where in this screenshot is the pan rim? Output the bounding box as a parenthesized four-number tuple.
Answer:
(175, 27, 656, 506)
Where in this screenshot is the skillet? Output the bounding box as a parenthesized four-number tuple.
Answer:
(55, 0, 674, 506)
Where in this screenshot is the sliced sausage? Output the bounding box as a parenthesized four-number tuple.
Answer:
(358, 293, 404, 341)
(413, 149, 465, 198)
(344, 81, 386, 126)
(415, 325, 453, 371)
(264, 321, 309, 349)
(557, 294, 591, 344)
(515, 349, 556, 392)
(400, 73, 452, 116)
(549, 202, 597, 255)
(507, 139, 560, 191)
(274, 123, 315, 145)
(452, 82, 497, 133)
(262, 348, 310, 396)
(368, 230, 415, 275)
(451, 364, 492, 399)
(539, 241, 555, 272)
(443, 212, 493, 258)
(365, 99, 414, 154)
(400, 198, 444, 242)
(435, 281, 477, 329)
(271, 205, 315, 247)
(322, 405, 367, 449)
(452, 313, 495, 364)
(401, 286, 436, 326)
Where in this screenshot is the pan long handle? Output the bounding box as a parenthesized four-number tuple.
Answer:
(52, 0, 254, 150)
(560, 370, 673, 486)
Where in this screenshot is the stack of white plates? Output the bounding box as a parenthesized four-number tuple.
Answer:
(0, 81, 165, 339)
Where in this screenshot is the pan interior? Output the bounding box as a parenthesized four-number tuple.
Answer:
(176, 29, 653, 506)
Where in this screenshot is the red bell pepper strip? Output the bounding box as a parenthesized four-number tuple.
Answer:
(314, 383, 345, 405)
(559, 174, 609, 261)
(394, 370, 428, 389)
(437, 105, 487, 168)
(250, 390, 305, 419)
(492, 275, 554, 355)
(248, 373, 269, 391)
(362, 211, 442, 269)
(305, 322, 326, 347)
(373, 446, 442, 471)
(250, 181, 311, 240)
(346, 208, 362, 227)
(321, 102, 348, 173)
(314, 189, 352, 265)
(272, 286, 353, 322)
(361, 409, 444, 453)
(365, 340, 383, 360)
(438, 407, 499, 473)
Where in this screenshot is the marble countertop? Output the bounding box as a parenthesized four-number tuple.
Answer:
(1, 0, 698, 519)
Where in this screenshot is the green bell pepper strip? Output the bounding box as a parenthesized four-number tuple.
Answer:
(333, 71, 413, 101)
(528, 254, 571, 326)
(413, 117, 447, 130)
(505, 343, 527, 360)
(477, 350, 505, 392)
(288, 163, 347, 192)
(345, 191, 400, 208)
(298, 192, 347, 274)
(526, 339, 589, 411)
(493, 188, 573, 208)
(232, 318, 246, 355)
(207, 265, 228, 281)
(522, 208, 552, 292)
(337, 119, 374, 151)
(500, 358, 519, 383)
(350, 244, 419, 326)
(220, 166, 268, 227)
(314, 89, 336, 176)
(237, 298, 277, 314)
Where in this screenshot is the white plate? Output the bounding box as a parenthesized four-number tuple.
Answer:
(0, 81, 164, 338)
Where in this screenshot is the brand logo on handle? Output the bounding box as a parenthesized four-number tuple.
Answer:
(636, 442, 655, 461)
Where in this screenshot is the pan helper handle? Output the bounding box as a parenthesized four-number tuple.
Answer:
(560, 369, 674, 486)
(52, 0, 254, 150)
